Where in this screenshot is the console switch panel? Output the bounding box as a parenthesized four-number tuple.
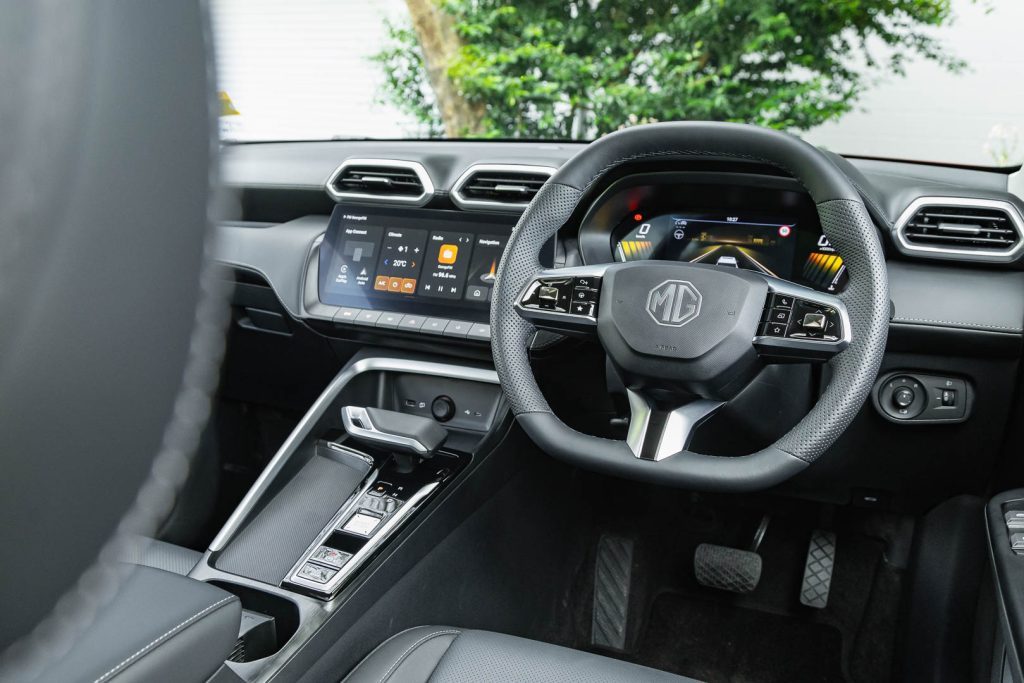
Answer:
(872, 371, 971, 424)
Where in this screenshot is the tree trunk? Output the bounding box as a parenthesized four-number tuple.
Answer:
(404, 0, 486, 137)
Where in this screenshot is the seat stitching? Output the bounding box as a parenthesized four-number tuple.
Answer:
(93, 596, 236, 683)
(376, 629, 461, 683)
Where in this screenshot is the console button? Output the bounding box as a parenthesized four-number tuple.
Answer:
(298, 562, 338, 584)
(893, 387, 915, 409)
(443, 320, 472, 338)
(422, 318, 450, 335)
(310, 546, 351, 569)
(334, 307, 362, 324)
(355, 310, 383, 326)
(1006, 511, 1024, 530)
(467, 323, 491, 341)
(398, 314, 426, 331)
(941, 389, 957, 407)
(376, 312, 403, 328)
(1012, 533, 1024, 552)
(465, 285, 490, 303)
(342, 510, 383, 536)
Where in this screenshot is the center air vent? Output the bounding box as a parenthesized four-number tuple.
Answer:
(326, 159, 434, 205)
(894, 197, 1024, 263)
(452, 164, 556, 211)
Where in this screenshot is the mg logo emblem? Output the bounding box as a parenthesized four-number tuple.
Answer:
(646, 280, 701, 327)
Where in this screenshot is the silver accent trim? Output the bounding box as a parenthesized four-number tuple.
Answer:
(451, 163, 557, 212)
(341, 406, 430, 455)
(285, 481, 440, 596)
(209, 357, 499, 552)
(325, 158, 435, 206)
(626, 390, 723, 461)
(892, 196, 1024, 263)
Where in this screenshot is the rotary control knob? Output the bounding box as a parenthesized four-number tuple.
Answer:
(430, 395, 455, 422)
(892, 387, 915, 409)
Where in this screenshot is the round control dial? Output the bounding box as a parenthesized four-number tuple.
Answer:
(892, 387, 915, 409)
(430, 395, 456, 422)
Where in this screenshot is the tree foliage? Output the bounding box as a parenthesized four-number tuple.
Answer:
(375, 0, 964, 139)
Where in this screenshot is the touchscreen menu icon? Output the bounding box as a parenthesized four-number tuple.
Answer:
(419, 231, 472, 300)
(464, 234, 506, 303)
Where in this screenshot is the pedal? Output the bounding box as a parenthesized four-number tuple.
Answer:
(800, 529, 836, 609)
(591, 534, 634, 651)
(694, 543, 762, 593)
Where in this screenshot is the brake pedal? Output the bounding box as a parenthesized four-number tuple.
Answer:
(800, 529, 837, 609)
(694, 515, 768, 594)
(591, 535, 634, 651)
(694, 543, 762, 593)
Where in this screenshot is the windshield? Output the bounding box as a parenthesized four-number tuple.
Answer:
(212, 0, 1023, 168)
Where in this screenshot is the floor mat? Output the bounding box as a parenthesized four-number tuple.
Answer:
(630, 593, 845, 683)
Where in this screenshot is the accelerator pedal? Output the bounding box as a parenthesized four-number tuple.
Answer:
(799, 529, 837, 609)
(591, 534, 634, 651)
(694, 515, 769, 594)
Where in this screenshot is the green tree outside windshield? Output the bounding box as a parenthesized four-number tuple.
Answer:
(375, 0, 966, 139)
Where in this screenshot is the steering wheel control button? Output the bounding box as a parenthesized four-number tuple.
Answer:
(765, 307, 792, 325)
(571, 301, 596, 316)
(760, 322, 788, 337)
(872, 372, 970, 423)
(800, 312, 827, 330)
(298, 562, 338, 584)
(431, 395, 456, 422)
(771, 294, 795, 309)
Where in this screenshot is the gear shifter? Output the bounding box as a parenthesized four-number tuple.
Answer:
(341, 406, 447, 472)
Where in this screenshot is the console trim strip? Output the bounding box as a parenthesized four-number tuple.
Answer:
(209, 357, 499, 552)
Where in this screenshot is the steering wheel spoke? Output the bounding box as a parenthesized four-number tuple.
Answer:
(753, 279, 851, 362)
(515, 266, 608, 336)
(626, 390, 723, 461)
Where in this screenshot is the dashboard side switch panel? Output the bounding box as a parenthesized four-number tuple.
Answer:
(871, 371, 972, 424)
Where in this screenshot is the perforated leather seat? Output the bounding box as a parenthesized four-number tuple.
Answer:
(343, 626, 698, 682)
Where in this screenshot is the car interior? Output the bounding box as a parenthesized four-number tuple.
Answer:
(3, 3, 1024, 683)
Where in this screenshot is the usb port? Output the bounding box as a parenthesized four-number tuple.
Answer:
(404, 399, 416, 408)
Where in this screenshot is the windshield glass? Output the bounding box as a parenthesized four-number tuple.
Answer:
(212, 0, 1023, 168)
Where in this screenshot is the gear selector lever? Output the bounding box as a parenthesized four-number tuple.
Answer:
(341, 406, 448, 472)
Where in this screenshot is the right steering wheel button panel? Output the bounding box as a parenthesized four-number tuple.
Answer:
(757, 294, 842, 341)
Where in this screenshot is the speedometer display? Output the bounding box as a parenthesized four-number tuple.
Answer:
(612, 210, 848, 292)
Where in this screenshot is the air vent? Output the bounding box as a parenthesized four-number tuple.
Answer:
(326, 159, 434, 205)
(451, 164, 556, 211)
(894, 197, 1024, 263)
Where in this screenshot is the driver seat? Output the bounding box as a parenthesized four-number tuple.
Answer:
(343, 626, 697, 682)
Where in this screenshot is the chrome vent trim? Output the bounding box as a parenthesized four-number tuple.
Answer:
(451, 163, 557, 212)
(325, 158, 434, 206)
(893, 196, 1024, 263)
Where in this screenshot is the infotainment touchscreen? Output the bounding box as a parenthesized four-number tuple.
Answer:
(318, 206, 523, 322)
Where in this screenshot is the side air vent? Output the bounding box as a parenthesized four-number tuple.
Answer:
(326, 159, 434, 206)
(894, 197, 1024, 263)
(451, 164, 556, 211)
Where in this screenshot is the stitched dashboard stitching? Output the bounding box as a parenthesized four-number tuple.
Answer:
(93, 596, 236, 683)
(893, 317, 1022, 332)
(376, 629, 461, 683)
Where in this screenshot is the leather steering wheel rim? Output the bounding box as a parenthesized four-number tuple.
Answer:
(490, 122, 889, 492)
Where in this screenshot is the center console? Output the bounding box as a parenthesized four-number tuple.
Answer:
(189, 352, 505, 682)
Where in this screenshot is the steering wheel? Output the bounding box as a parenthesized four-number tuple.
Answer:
(491, 122, 889, 492)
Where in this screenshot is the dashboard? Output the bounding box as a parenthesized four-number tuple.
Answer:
(577, 174, 848, 293)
